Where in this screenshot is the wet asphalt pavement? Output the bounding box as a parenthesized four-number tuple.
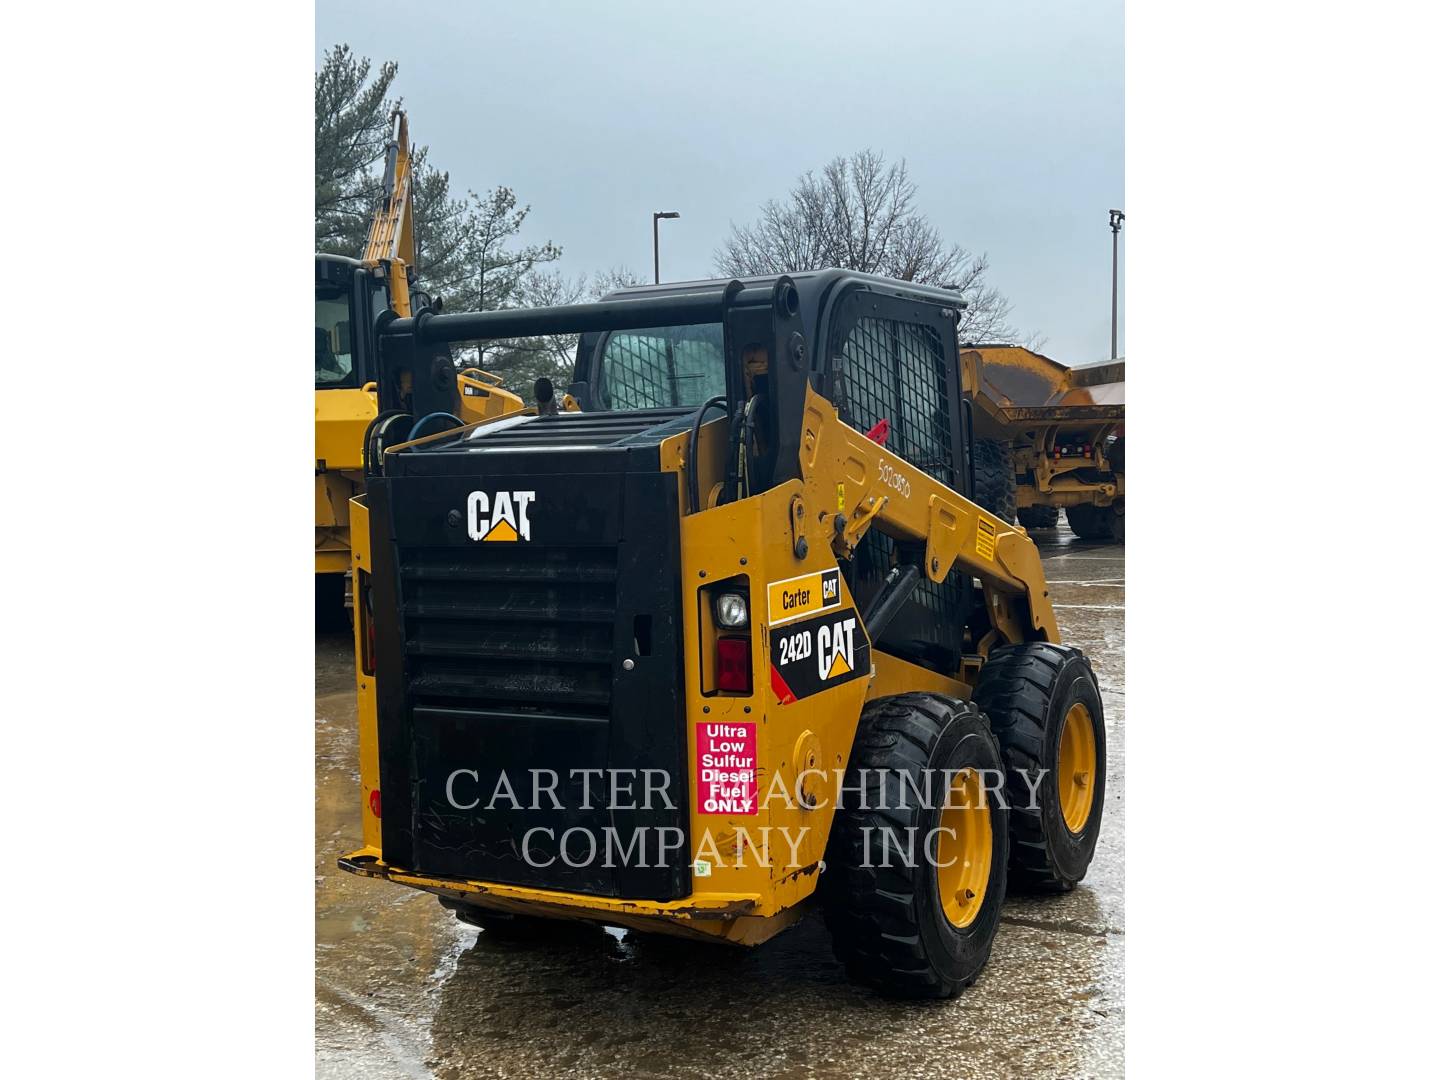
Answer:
(316, 522, 1125, 1078)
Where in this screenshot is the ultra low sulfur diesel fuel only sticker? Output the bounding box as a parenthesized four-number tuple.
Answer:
(697, 722, 757, 815)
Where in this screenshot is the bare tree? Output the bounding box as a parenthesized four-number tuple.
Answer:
(715, 150, 1023, 342)
(476, 266, 645, 396)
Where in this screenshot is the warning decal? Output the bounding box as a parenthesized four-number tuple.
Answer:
(976, 516, 997, 561)
(697, 722, 757, 815)
(769, 607, 871, 705)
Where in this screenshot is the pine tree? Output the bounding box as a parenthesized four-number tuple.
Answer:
(314, 45, 395, 255)
(314, 44, 562, 334)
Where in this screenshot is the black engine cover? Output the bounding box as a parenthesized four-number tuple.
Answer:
(368, 427, 691, 901)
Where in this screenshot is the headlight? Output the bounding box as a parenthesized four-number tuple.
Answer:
(714, 592, 748, 628)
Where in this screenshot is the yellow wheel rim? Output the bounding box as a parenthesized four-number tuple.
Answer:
(1058, 702, 1098, 833)
(935, 768, 993, 929)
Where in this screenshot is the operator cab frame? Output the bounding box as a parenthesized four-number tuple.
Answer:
(567, 272, 981, 674)
(315, 253, 390, 391)
(384, 269, 985, 676)
(568, 269, 976, 503)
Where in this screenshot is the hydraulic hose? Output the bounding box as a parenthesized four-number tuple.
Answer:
(361, 409, 409, 478)
(686, 395, 729, 514)
(407, 411, 463, 443)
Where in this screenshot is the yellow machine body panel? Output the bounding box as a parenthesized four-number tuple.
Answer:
(349, 495, 382, 854)
(342, 381, 1057, 942)
(315, 386, 377, 471)
(314, 388, 375, 576)
(456, 369, 526, 423)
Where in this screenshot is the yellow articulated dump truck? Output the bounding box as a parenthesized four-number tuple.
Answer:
(340, 271, 1105, 998)
(315, 111, 523, 612)
(962, 345, 1125, 542)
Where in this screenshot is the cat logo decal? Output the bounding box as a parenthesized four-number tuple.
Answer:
(466, 490, 536, 542)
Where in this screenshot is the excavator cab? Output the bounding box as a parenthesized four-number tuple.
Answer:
(315, 253, 389, 390)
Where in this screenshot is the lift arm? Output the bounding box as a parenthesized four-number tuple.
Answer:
(361, 110, 414, 318)
(796, 384, 1059, 645)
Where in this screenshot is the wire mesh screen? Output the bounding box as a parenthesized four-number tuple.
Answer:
(599, 326, 726, 410)
(835, 316, 968, 658)
(602, 332, 671, 410)
(836, 318, 955, 488)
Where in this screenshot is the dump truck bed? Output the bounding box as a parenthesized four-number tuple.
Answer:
(964, 345, 1125, 425)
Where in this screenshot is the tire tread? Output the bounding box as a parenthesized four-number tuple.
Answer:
(973, 643, 1102, 892)
(823, 693, 1005, 997)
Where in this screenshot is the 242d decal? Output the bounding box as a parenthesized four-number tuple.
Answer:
(769, 607, 870, 704)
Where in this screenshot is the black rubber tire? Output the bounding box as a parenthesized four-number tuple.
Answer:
(1107, 435, 1125, 475)
(1065, 501, 1124, 543)
(1017, 505, 1061, 529)
(821, 693, 1009, 999)
(972, 643, 1106, 893)
(1063, 503, 1101, 538)
(314, 573, 349, 632)
(972, 438, 1017, 523)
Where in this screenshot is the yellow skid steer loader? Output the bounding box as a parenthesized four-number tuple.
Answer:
(340, 271, 1105, 997)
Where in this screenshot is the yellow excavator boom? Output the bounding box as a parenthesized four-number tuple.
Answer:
(361, 110, 414, 317)
(314, 109, 527, 587)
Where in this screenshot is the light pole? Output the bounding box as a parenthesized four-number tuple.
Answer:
(1109, 209, 1125, 360)
(653, 211, 679, 284)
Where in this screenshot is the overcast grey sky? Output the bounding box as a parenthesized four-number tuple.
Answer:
(317, 0, 1123, 362)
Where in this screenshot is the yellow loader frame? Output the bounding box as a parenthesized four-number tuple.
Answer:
(342, 379, 1056, 945)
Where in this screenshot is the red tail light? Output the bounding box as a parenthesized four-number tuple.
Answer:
(368, 789, 382, 818)
(716, 637, 752, 693)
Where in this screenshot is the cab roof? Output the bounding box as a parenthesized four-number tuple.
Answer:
(602, 268, 967, 323)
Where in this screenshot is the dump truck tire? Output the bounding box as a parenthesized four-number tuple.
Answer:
(973, 643, 1105, 892)
(821, 693, 1009, 998)
(1065, 501, 1124, 542)
(1017, 505, 1061, 529)
(1109, 499, 1125, 542)
(972, 438, 1017, 522)
(314, 573, 349, 631)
